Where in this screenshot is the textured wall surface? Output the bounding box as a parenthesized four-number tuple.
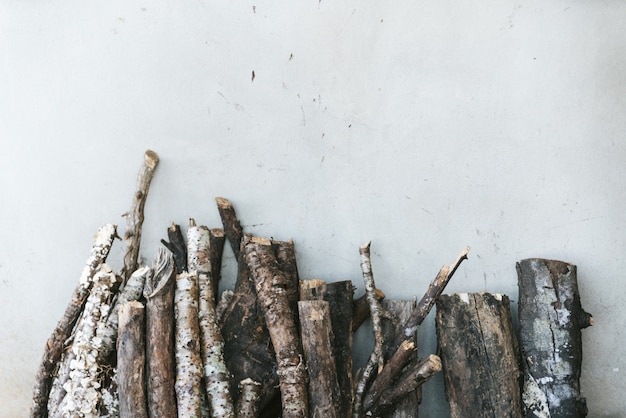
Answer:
(2, 1, 625, 416)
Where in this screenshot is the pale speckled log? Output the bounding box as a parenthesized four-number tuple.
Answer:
(517, 259, 593, 418)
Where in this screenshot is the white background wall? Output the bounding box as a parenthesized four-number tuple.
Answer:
(2, 1, 625, 416)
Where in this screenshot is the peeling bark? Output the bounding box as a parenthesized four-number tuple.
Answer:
(517, 259, 592, 418)
(59, 265, 118, 418)
(117, 301, 148, 418)
(32, 224, 117, 418)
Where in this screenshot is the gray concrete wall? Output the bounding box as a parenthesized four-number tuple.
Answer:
(1, 1, 624, 416)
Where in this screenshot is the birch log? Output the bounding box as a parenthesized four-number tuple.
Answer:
(436, 292, 522, 418)
(121, 149, 159, 282)
(117, 301, 148, 418)
(31, 224, 117, 418)
(59, 265, 118, 418)
(187, 221, 235, 418)
(144, 249, 177, 418)
(244, 236, 308, 418)
(517, 259, 592, 418)
(352, 288, 385, 333)
(174, 271, 205, 418)
(236, 379, 262, 418)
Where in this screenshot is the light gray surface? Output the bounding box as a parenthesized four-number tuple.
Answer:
(1, 1, 625, 416)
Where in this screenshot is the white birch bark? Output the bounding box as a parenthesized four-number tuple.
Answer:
(60, 264, 118, 418)
(175, 271, 204, 418)
(187, 222, 235, 418)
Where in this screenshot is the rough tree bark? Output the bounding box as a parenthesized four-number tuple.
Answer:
(243, 236, 308, 418)
(517, 259, 593, 418)
(121, 149, 159, 282)
(436, 292, 523, 418)
(298, 300, 341, 418)
(57, 265, 118, 418)
(144, 248, 177, 418)
(187, 221, 235, 418)
(31, 224, 117, 418)
(117, 301, 148, 418)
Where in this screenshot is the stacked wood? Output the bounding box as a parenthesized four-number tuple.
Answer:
(517, 258, 593, 418)
(436, 292, 522, 418)
(32, 150, 593, 418)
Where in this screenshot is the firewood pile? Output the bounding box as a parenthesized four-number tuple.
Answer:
(31, 150, 594, 418)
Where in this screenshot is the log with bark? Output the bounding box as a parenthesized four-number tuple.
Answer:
(117, 301, 148, 418)
(144, 249, 177, 418)
(32, 224, 117, 418)
(436, 292, 522, 418)
(243, 235, 308, 418)
(517, 258, 593, 418)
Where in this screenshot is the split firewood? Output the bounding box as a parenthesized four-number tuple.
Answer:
(352, 288, 385, 333)
(436, 292, 522, 418)
(367, 355, 442, 418)
(121, 149, 159, 282)
(117, 301, 148, 418)
(517, 258, 592, 418)
(298, 300, 341, 418)
(244, 236, 308, 418)
(353, 241, 386, 418)
(365, 246, 470, 409)
(57, 265, 118, 418)
(31, 224, 117, 418)
(144, 249, 177, 418)
(188, 220, 235, 418)
(236, 379, 262, 418)
(209, 228, 226, 302)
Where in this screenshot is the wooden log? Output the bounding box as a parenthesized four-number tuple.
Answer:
(517, 259, 593, 418)
(298, 300, 341, 418)
(57, 265, 118, 418)
(144, 248, 177, 418)
(121, 149, 159, 282)
(236, 379, 262, 418)
(380, 299, 420, 418)
(244, 236, 308, 418)
(367, 355, 442, 418)
(436, 292, 523, 418)
(300, 279, 354, 417)
(209, 228, 226, 302)
(353, 242, 386, 418)
(174, 271, 205, 418)
(31, 224, 117, 418)
(117, 301, 148, 418)
(215, 197, 244, 261)
(188, 221, 235, 418)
